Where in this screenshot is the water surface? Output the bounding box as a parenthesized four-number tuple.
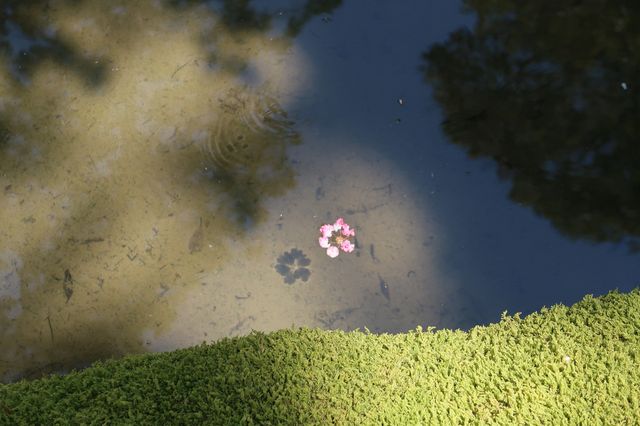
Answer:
(1, 0, 639, 382)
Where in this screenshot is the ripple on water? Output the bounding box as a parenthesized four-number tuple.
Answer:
(203, 87, 300, 175)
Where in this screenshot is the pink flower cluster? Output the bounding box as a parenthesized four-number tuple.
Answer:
(318, 217, 356, 258)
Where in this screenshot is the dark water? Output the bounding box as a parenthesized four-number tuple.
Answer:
(285, 0, 640, 317)
(0, 0, 638, 382)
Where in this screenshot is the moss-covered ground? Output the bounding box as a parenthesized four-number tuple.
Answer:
(1, 289, 639, 424)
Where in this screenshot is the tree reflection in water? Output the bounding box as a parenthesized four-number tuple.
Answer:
(423, 1, 640, 250)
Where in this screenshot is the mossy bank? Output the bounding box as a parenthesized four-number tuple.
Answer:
(1, 289, 639, 424)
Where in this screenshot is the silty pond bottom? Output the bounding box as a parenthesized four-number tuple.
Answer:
(1, 0, 639, 382)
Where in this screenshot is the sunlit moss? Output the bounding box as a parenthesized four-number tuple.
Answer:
(1, 289, 639, 423)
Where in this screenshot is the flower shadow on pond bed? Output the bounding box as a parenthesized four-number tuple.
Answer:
(274, 248, 311, 285)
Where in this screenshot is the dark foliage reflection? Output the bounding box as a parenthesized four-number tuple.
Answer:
(0, 0, 107, 86)
(423, 1, 640, 250)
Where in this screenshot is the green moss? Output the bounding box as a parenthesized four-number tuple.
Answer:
(1, 289, 639, 424)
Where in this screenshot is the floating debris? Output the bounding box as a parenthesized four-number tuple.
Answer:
(370, 244, 380, 264)
(188, 217, 204, 254)
(315, 307, 358, 328)
(235, 292, 251, 300)
(229, 316, 255, 336)
(21, 216, 36, 224)
(63, 269, 73, 303)
(46, 315, 54, 343)
(378, 273, 390, 301)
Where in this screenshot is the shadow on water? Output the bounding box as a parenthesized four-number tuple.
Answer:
(164, 0, 342, 36)
(163, 0, 343, 77)
(0, 0, 340, 382)
(201, 87, 301, 228)
(180, 0, 271, 32)
(423, 0, 640, 251)
(0, 0, 108, 87)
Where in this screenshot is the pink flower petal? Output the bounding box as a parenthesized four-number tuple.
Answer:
(340, 240, 354, 253)
(319, 224, 334, 238)
(333, 217, 345, 231)
(318, 237, 330, 248)
(326, 246, 339, 258)
(341, 224, 355, 237)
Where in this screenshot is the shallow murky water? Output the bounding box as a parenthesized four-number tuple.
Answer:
(1, 0, 639, 382)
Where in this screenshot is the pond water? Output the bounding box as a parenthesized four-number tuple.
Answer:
(1, 0, 639, 382)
